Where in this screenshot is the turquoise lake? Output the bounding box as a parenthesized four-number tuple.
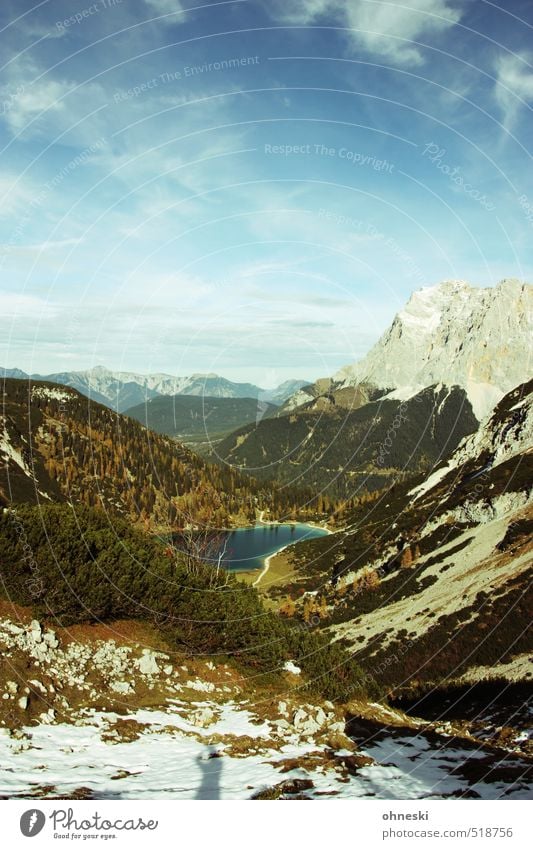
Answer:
(213, 523, 329, 572)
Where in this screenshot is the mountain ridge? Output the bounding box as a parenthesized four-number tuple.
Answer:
(0, 367, 309, 413)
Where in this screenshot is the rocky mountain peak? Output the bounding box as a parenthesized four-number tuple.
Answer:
(334, 278, 532, 420)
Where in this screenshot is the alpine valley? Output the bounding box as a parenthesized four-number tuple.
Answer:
(0, 279, 532, 801)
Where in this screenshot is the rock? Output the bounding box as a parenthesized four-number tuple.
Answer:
(329, 721, 346, 734)
(30, 620, 42, 642)
(252, 778, 314, 800)
(292, 708, 307, 729)
(185, 680, 215, 693)
(315, 707, 327, 726)
(301, 719, 320, 736)
(43, 631, 59, 649)
(275, 719, 291, 731)
(163, 665, 173, 676)
(278, 700, 288, 717)
(29, 679, 47, 694)
(206, 661, 216, 671)
(110, 681, 134, 695)
(17, 696, 28, 710)
(137, 651, 159, 676)
(6, 681, 18, 695)
(293, 709, 320, 735)
(2, 693, 10, 701)
(4, 623, 24, 635)
(336, 753, 374, 774)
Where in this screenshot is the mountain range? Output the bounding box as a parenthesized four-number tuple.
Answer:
(0, 366, 308, 413)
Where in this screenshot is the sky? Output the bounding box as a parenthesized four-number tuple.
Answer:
(1, 0, 532, 387)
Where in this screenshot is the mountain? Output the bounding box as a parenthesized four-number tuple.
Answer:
(0, 378, 318, 527)
(262, 378, 532, 694)
(214, 383, 478, 499)
(125, 394, 278, 445)
(332, 278, 532, 420)
(260, 379, 309, 405)
(1, 367, 309, 413)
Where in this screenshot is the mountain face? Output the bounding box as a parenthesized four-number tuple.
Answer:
(214, 384, 478, 499)
(0, 379, 309, 527)
(0, 367, 308, 413)
(333, 278, 532, 420)
(261, 379, 309, 405)
(263, 379, 532, 694)
(125, 394, 278, 445)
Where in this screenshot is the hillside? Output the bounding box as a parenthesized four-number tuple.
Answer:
(125, 394, 278, 445)
(0, 379, 319, 527)
(259, 379, 533, 695)
(214, 384, 478, 499)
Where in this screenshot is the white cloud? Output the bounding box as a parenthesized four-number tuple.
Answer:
(143, 0, 187, 23)
(494, 52, 533, 130)
(0, 238, 81, 256)
(266, 0, 464, 66)
(1, 78, 69, 135)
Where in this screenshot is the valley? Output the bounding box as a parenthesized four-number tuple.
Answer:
(1, 279, 531, 801)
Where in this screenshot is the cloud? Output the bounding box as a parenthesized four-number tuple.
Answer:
(0, 78, 69, 135)
(494, 52, 533, 130)
(143, 0, 187, 23)
(266, 0, 464, 66)
(0, 238, 82, 256)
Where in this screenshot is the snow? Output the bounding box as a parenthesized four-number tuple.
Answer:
(408, 463, 450, 501)
(283, 661, 302, 675)
(0, 706, 529, 800)
(31, 386, 74, 403)
(0, 428, 32, 476)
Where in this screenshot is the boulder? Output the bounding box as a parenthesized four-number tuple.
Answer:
(137, 651, 159, 676)
(30, 620, 42, 642)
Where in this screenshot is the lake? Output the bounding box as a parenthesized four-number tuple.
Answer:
(212, 522, 329, 572)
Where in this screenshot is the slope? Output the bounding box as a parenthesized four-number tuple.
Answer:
(264, 379, 532, 693)
(214, 384, 478, 499)
(125, 394, 278, 445)
(0, 379, 316, 528)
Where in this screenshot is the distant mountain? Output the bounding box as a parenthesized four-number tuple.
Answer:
(125, 394, 278, 445)
(0, 367, 309, 413)
(264, 378, 533, 693)
(332, 278, 532, 420)
(260, 379, 309, 405)
(214, 383, 478, 498)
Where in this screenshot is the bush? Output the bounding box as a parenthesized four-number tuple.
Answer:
(0, 504, 370, 702)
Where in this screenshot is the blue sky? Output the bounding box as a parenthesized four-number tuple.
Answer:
(1, 0, 532, 386)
